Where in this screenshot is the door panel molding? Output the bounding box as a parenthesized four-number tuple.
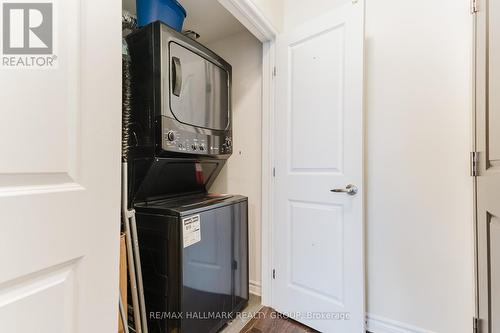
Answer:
(0, 0, 83, 180)
(0, 259, 80, 332)
(488, 214, 500, 331)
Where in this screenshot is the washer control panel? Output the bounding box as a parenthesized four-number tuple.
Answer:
(161, 117, 232, 156)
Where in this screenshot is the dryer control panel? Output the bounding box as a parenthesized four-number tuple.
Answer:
(161, 117, 232, 157)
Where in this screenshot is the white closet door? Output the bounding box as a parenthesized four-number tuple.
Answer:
(0, 1, 122, 332)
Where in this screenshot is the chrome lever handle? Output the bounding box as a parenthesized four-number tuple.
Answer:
(331, 184, 358, 196)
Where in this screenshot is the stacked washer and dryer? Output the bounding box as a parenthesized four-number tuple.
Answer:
(124, 21, 249, 333)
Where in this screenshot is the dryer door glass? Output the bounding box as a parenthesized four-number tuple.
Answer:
(168, 42, 229, 131)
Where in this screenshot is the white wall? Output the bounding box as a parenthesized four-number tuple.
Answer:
(207, 30, 263, 294)
(364, 1, 474, 332)
(279, 0, 474, 332)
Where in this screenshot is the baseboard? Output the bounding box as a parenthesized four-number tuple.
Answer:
(249, 280, 261, 296)
(366, 314, 437, 333)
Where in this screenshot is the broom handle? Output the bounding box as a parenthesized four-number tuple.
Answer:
(122, 162, 143, 333)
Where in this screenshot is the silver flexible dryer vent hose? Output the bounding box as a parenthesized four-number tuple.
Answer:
(122, 11, 136, 162)
(122, 11, 137, 31)
(122, 54, 132, 162)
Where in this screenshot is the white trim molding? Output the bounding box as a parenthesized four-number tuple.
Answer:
(249, 280, 262, 296)
(366, 314, 438, 333)
(218, 0, 278, 42)
(259, 39, 275, 306)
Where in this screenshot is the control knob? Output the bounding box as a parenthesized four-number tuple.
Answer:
(166, 131, 175, 141)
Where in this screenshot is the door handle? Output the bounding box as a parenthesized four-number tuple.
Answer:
(331, 184, 358, 196)
(172, 57, 182, 96)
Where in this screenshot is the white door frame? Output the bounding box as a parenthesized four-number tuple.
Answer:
(217, 0, 277, 306)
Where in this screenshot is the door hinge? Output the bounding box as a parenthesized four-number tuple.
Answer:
(273, 66, 276, 77)
(473, 317, 479, 333)
(471, 152, 479, 177)
(272, 269, 276, 279)
(471, 0, 478, 14)
(272, 167, 276, 177)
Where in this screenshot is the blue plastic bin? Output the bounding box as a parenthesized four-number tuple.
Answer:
(136, 0, 187, 31)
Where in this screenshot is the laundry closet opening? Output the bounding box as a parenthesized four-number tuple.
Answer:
(122, 0, 264, 298)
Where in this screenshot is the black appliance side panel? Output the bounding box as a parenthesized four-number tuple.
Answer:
(126, 22, 162, 206)
(126, 22, 161, 161)
(136, 212, 181, 333)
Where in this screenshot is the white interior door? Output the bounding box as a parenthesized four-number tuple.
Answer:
(0, 1, 121, 332)
(273, 2, 365, 332)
